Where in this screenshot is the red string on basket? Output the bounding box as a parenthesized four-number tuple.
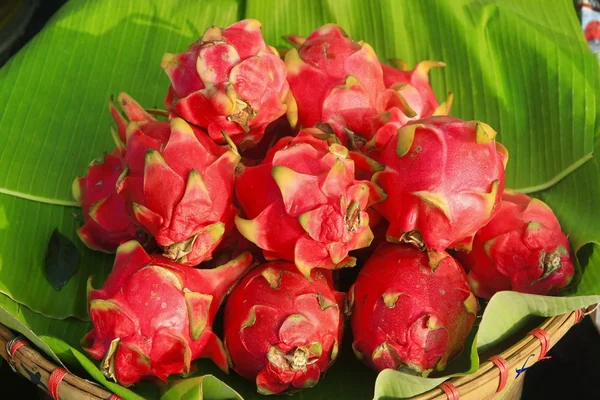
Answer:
(48, 367, 68, 400)
(575, 308, 583, 323)
(489, 355, 509, 393)
(8, 338, 27, 362)
(109, 395, 123, 400)
(440, 381, 460, 400)
(529, 328, 551, 361)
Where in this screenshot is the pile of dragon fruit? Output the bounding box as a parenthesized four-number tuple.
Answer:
(72, 20, 575, 394)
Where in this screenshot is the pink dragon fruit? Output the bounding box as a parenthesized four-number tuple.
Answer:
(284, 24, 412, 145)
(223, 261, 345, 394)
(162, 19, 295, 149)
(72, 151, 144, 253)
(373, 116, 508, 252)
(83, 241, 253, 386)
(113, 93, 240, 266)
(349, 243, 477, 374)
(234, 129, 384, 277)
(458, 190, 575, 298)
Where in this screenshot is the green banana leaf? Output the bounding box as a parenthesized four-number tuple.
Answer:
(0, 0, 599, 399)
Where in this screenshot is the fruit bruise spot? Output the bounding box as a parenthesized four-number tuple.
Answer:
(227, 99, 256, 131)
(163, 235, 197, 262)
(345, 201, 361, 232)
(535, 248, 564, 282)
(401, 230, 426, 250)
(267, 345, 320, 372)
(288, 348, 308, 370)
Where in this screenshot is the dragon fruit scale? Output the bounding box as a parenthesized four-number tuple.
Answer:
(365, 60, 454, 157)
(72, 151, 144, 253)
(83, 241, 253, 386)
(373, 116, 508, 252)
(223, 261, 345, 394)
(161, 19, 295, 150)
(234, 129, 385, 277)
(381, 59, 453, 120)
(349, 243, 477, 374)
(284, 24, 415, 146)
(114, 100, 240, 266)
(458, 190, 575, 299)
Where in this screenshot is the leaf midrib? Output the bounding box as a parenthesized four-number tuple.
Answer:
(513, 152, 594, 194)
(0, 187, 78, 207)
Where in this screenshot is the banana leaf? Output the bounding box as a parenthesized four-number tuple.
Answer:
(0, 0, 599, 399)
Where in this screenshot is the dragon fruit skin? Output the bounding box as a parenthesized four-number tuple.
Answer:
(162, 19, 295, 150)
(349, 243, 477, 374)
(223, 261, 345, 394)
(458, 190, 575, 299)
(72, 151, 143, 253)
(373, 116, 508, 252)
(83, 241, 253, 386)
(234, 129, 385, 277)
(284, 24, 411, 145)
(114, 94, 240, 266)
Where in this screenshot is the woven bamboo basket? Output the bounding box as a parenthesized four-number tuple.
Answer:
(0, 306, 594, 400)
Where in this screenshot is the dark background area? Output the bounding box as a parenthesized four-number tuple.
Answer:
(1, 1, 600, 399)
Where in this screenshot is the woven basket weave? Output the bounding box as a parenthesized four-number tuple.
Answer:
(0, 308, 590, 400)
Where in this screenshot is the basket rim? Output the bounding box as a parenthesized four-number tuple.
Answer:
(0, 307, 593, 400)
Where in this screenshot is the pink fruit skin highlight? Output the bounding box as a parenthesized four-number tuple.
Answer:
(373, 116, 508, 252)
(458, 190, 575, 299)
(349, 243, 477, 374)
(162, 19, 295, 149)
(234, 129, 385, 277)
(83, 241, 253, 386)
(113, 93, 240, 266)
(224, 261, 345, 394)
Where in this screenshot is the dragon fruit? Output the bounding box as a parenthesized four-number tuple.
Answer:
(458, 190, 575, 298)
(349, 243, 477, 374)
(161, 19, 295, 150)
(114, 98, 240, 265)
(71, 93, 164, 253)
(72, 151, 143, 253)
(234, 129, 384, 277)
(373, 116, 508, 252)
(284, 24, 411, 145)
(223, 261, 345, 394)
(83, 241, 253, 386)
